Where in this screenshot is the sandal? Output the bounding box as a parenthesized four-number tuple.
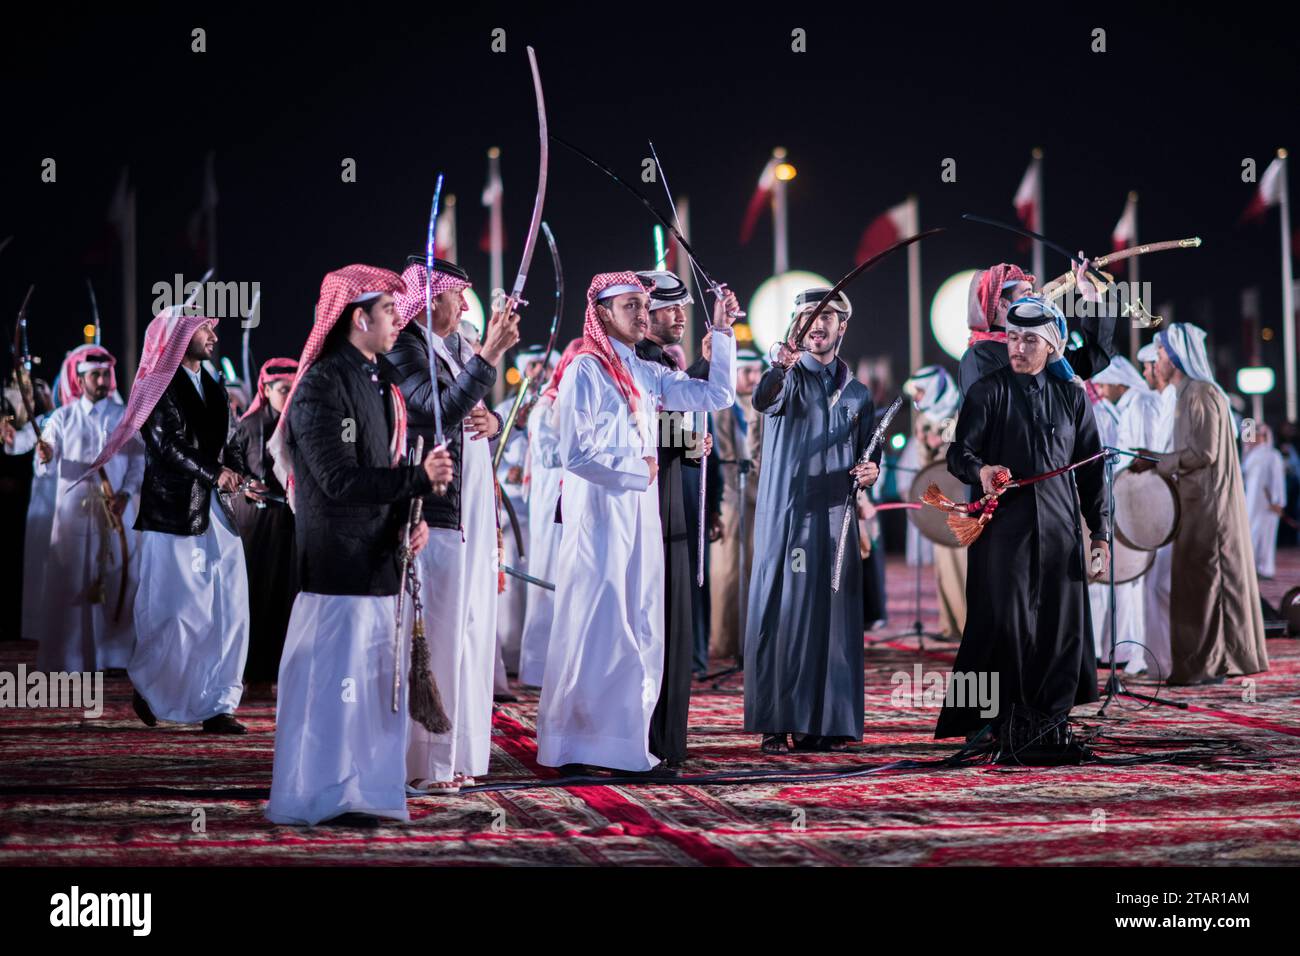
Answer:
(408, 778, 461, 795)
(760, 733, 789, 754)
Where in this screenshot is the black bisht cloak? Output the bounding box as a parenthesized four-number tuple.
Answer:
(936, 365, 1108, 738)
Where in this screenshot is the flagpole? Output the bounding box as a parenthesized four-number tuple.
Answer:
(678, 195, 695, 364)
(772, 147, 789, 275)
(205, 151, 218, 275)
(445, 194, 459, 262)
(487, 147, 505, 403)
(1032, 148, 1044, 283)
(1278, 149, 1295, 424)
(122, 187, 138, 387)
(1129, 191, 1140, 361)
(907, 194, 922, 373)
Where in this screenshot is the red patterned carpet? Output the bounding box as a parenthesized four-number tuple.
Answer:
(2, 551, 1298, 866)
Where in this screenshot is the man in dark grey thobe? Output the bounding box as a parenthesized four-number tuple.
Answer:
(743, 289, 879, 754)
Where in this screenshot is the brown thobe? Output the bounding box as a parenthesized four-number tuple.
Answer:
(1155, 377, 1268, 684)
(916, 433, 968, 639)
(708, 394, 759, 660)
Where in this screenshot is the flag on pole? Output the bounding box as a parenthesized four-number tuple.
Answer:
(1014, 150, 1044, 276)
(185, 151, 219, 268)
(1241, 156, 1285, 224)
(479, 154, 504, 255)
(739, 156, 778, 245)
(1013, 156, 1040, 232)
(855, 198, 916, 263)
(1110, 191, 1138, 274)
(437, 197, 456, 260)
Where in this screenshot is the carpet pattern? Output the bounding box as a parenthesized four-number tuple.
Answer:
(1, 552, 1298, 866)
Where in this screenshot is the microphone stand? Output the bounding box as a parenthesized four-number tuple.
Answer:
(1096, 446, 1185, 714)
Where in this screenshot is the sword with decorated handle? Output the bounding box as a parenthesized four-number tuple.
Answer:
(831, 395, 903, 593)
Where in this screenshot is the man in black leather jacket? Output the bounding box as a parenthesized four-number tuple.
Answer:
(266, 264, 453, 826)
(387, 258, 519, 794)
(129, 317, 263, 735)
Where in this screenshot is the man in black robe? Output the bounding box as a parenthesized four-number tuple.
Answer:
(959, 259, 1115, 396)
(938, 295, 1110, 754)
(231, 357, 299, 697)
(744, 289, 879, 754)
(634, 269, 713, 768)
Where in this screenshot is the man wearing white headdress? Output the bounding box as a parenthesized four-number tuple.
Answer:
(1242, 423, 1285, 579)
(1130, 324, 1268, 684)
(1089, 356, 1161, 674)
(491, 346, 553, 699)
(1135, 342, 1175, 678)
(903, 365, 966, 638)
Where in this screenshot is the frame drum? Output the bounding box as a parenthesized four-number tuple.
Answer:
(907, 461, 967, 549)
(1082, 514, 1154, 584)
(1113, 468, 1180, 551)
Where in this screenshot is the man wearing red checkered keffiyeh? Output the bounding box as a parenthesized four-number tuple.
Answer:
(535, 270, 739, 776)
(958, 256, 1118, 395)
(97, 307, 258, 736)
(388, 257, 520, 794)
(26, 341, 144, 674)
(267, 264, 455, 827)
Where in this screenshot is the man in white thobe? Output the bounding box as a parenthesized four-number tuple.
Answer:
(1243, 423, 1286, 579)
(1090, 356, 1161, 674)
(1136, 342, 1176, 680)
(389, 259, 520, 793)
(536, 271, 736, 775)
(33, 347, 144, 672)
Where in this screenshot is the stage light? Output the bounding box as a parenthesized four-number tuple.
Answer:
(775, 163, 797, 182)
(889, 432, 906, 450)
(82, 324, 95, 342)
(1237, 367, 1275, 395)
(220, 357, 238, 383)
(506, 367, 522, 386)
(1262, 327, 1274, 341)
(930, 269, 978, 361)
(747, 270, 833, 354)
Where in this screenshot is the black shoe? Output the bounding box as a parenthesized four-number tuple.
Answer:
(201, 713, 247, 735)
(619, 764, 678, 779)
(493, 692, 519, 703)
(554, 763, 592, 777)
(132, 690, 157, 727)
(666, 758, 685, 770)
(761, 733, 789, 754)
(320, 812, 383, 829)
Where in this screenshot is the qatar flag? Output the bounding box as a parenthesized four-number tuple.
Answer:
(1241, 156, 1285, 223)
(1109, 192, 1137, 274)
(1013, 156, 1040, 232)
(738, 157, 778, 245)
(855, 198, 916, 263)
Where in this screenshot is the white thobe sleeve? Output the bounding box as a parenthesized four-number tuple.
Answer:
(119, 432, 146, 497)
(6, 421, 38, 460)
(1266, 452, 1286, 507)
(653, 329, 736, 413)
(531, 408, 561, 470)
(559, 359, 651, 491)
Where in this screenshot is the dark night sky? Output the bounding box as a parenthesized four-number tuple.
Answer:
(3, 3, 1298, 419)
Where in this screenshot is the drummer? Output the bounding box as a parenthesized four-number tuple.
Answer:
(902, 365, 966, 639)
(1089, 357, 1162, 675)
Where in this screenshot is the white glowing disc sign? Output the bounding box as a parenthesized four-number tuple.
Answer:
(1237, 366, 1275, 395)
(748, 270, 834, 354)
(460, 288, 486, 338)
(931, 269, 978, 361)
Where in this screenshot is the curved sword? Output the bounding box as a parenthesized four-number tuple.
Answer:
(961, 213, 1111, 285)
(494, 220, 564, 470)
(552, 134, 736, 307)
(831, 395, 904, 593)
(86, 279, 102, 346)
(785, 230, 945, 356)
(423, 173, 447, 460)
(1039, 237, 1202, 299)
(505, 46, 548, 313)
